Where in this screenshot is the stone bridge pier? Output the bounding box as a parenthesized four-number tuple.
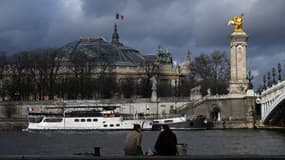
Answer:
(178, 92, 257, 128)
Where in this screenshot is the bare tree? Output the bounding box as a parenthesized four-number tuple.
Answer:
(0, 51, 7, 79)
(93, 53, 117, 98)
(140, 60, 159, 98)
(192, 51, 230, 95)
(180, 74, 196, 97)
(7, 51, 32, 100)
(32, 49, 63, 100)
(120, 78, 135, 98)
(0, 51, 7, 100)
(46, 49, 63, 99)
(68, 50, 92, 99)
(33, 51, 48, 100)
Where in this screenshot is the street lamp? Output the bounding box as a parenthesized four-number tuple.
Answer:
(278, 63, 282, 81)
(272, 67, 276, 84)
(267, 72, 271, 86)
(263, 75, 266, 89)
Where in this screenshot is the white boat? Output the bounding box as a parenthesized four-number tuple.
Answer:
(151, 114, 188, 130)
(26, 106, 153, 131)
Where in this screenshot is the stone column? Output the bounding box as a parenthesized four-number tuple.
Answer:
(229, 32, 249, 94)
(151, 76, 157, 102)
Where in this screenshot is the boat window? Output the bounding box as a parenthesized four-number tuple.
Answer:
(74, 119, 79, 122)
(116, 124, 120, 127)
(87, 119, 91, 122)
(93, 119, 98, 122)
(28, 117, 43, 123)
(44, 117, 63, 122)
(110, 124, 114, 127)
(103, 125, 107, 127)
(102, 121, 106, 123)
(164, 120, 173, 123)
(64, 110, 102, 117)
(81, 119, 86, 122)
(153, 121, 159, 124)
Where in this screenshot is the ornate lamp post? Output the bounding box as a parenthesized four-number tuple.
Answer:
(272, 67, 276, 84)
(267, 72, 271, 86)
(263, 75, 266, 89)
(246, 70, 254, 89)
(278, 63, 282, 81)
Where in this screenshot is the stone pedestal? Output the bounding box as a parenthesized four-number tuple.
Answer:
(190, 85, 202, 101)
(229, 32, 249, 94)
(246, 89, 255, 96)
(151, 90, 157, 102)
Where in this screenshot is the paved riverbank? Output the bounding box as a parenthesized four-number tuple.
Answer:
(1, 155, 285, 160)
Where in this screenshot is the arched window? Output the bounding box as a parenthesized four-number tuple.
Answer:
(210, 105, 221, 121)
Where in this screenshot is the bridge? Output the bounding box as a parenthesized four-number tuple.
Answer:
(258, 79, 285, 125)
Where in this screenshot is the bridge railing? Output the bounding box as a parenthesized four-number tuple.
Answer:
(262, 88, 285, 121)
(259, 79, 285, 122)
(261, 80, 285, 97)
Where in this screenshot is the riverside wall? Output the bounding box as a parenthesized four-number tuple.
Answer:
(181, 94, 257, 128)
(0, 95, 267, 130)
(0, 98, 189, 130)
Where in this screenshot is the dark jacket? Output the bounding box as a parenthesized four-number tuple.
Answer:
(154, 130, 177, 155)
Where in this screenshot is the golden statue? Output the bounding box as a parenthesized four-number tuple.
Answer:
(228, 13, 244, 32)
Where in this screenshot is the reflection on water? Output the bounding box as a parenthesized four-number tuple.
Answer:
(0, 129, 284, 155)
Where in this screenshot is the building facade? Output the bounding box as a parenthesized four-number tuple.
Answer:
(0, 24, 191, 100)
(59, 24, 191, 98)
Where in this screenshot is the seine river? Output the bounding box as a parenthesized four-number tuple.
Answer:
(0, 129, 284, 156)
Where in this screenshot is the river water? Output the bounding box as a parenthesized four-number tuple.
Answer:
(0, 129, 284, 156)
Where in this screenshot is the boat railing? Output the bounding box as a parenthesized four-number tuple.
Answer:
(120, 113, 186, 120)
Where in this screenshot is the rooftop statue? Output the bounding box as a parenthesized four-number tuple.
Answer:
(227, 13, 244, 32)
(157, 45, 172, 64)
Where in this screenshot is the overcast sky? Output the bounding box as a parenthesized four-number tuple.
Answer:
(0, 0, 285, 88)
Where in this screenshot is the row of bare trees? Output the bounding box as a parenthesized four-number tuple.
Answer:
(191, 51, 230, 95)
(0, 49, 63, 101)
(0, 49, 230, 101)
(0, 49, 166, 101)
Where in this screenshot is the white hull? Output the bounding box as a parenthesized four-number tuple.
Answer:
(152, 115, 188, 130)
(153, 116, 187, 125)
(27, 116, 153, 131)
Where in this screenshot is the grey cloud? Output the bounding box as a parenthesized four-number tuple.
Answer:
(0, 0, 285, 89)
(1, 0, 284, 53)
(246, 0, 285, 46)
(0, 0, 58, 52)
(134, 0, 177, 11)
(81, 0, 128, 17)
(115, 0, 195, 52)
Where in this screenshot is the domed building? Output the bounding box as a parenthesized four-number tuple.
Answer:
(0, 24, 192, 101)
(61, 24, 145, 67)
(58, 24, 191, 98)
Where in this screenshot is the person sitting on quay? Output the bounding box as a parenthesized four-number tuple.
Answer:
(124, 124, 143, 156)
(154, 124, 177, 156)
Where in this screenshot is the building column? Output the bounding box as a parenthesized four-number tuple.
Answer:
(229, 32, 249, 94)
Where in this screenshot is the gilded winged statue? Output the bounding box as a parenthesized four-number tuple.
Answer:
(228, 13, 244, 32)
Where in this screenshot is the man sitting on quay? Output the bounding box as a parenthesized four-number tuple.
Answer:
(124, 124, 143, 156)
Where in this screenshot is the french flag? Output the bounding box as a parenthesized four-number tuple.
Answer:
(116, 13, 124, 20)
